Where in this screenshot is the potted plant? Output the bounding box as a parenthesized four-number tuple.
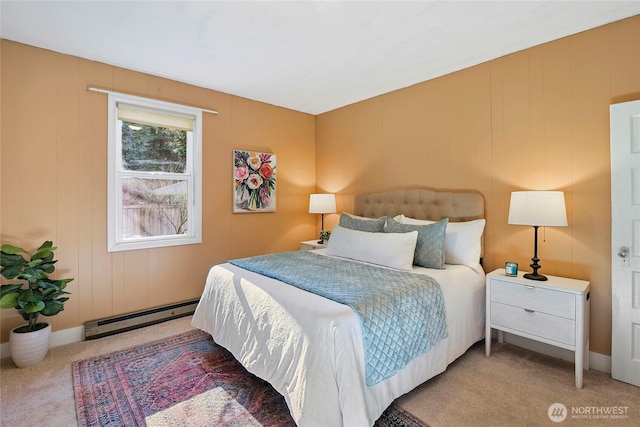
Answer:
(0, 241, 73, 367)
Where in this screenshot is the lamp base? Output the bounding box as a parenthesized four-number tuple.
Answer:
(523, 272, 548, 281)
(525, 233, 548, 280)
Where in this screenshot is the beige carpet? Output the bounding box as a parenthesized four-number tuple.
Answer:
(1, 316, 638, 426)
(397, 342, 639, 426)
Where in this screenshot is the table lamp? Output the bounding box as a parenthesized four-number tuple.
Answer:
(508, 191, 567, 281)
(309, 194, 336, 244)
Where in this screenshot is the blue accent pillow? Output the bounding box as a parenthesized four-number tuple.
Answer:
(386, 217, 448, 269)
(339, 213, 387, 232)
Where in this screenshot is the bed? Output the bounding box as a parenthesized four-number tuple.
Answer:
(192, 188, 486, 426)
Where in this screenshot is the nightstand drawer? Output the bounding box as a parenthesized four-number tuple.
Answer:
(491, 302, 576, 346)
(490, 279, 575, 319)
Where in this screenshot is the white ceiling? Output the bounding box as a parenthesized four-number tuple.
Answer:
(1, 1, 639, 115)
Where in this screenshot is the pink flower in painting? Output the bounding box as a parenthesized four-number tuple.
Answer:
(247, 173, 263, 190)
(259, 163, 273, 179)
(247, 155, 262, 170)
(235, 166, 249, 182)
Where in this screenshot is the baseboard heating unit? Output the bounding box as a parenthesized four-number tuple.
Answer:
(84, 299, 199, 340)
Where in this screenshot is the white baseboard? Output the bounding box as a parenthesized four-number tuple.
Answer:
(500, 332, 611, 374)
(1, 326, 84, 360)
(588, 350, 612, 374)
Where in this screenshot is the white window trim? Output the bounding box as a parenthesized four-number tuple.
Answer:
(107, 93, 202, 252)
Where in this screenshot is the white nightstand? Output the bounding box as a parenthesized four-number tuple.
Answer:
(485, 269, 590, 388)
(300, 240, 328, 251)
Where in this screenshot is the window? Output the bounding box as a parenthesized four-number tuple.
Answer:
(108, 93, 202, 251)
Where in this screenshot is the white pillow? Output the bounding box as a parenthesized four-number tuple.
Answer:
(326, 225, 418, 271)
(399, 215, 485, 269)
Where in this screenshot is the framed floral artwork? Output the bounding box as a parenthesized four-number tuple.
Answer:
(233, 149, 276, 213)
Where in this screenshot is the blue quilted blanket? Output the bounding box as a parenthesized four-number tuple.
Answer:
(229, 251, 448, 386)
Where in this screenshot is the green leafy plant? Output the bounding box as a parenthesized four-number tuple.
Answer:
(0, 241, 73, 333)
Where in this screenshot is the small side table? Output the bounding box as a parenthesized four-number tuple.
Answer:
(300, 240, 328, 251)
(485, 269, 590, 388)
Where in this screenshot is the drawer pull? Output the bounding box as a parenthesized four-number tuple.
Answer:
(524, 308, 535, 313)
(525, 285, 535, 289)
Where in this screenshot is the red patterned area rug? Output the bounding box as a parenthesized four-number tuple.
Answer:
(73, 329, 427, 427)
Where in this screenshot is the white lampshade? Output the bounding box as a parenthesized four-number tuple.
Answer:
(508, 191, 568, 227)
(309, 194, 337, 214)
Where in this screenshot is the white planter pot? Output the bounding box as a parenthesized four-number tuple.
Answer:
(9, 323, 51, 368)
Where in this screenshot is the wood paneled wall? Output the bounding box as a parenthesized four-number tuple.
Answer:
(316, 16, 640, 356)
(0, 40, 316, 341)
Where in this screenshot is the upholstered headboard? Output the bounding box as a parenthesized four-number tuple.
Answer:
(353, 188, 484, 222)
(353, 188, 485, 257)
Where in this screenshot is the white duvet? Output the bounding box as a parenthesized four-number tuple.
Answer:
(191, 250, 485, 427)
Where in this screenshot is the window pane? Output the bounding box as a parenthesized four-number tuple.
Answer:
(121, 121, 187, 173)
(122, 177, 188, 238)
